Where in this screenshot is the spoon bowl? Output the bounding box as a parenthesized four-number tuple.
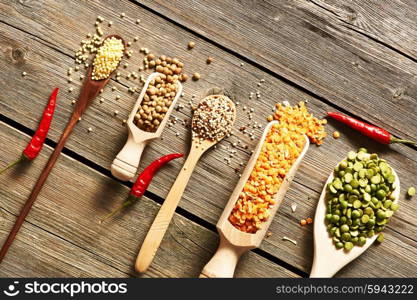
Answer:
(310, 155, 400, 277)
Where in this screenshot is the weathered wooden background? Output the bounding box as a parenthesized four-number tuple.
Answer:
(0, 0, 416, 277)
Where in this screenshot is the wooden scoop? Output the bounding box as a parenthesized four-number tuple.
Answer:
(200, 121, 310, 278)
(111, 72, 183, 181)
(135, 95, 236, 273)
(0, 35, 125, 263)
(310, 155, 400, 277)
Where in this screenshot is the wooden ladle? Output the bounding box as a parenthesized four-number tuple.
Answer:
(0, 35, 125, 263)
(310, 155, 400, 277)
(200, 121, 310, 278)
(111, 72, 183, 181)
(135, 95, 236, 273)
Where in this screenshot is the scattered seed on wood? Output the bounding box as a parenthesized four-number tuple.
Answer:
(188, 41, 195, 49)
(333, 131, 340, 139)
(192, 73, 201, 81)
(291, 203, 297, 212)
(206, 57, 214, 64)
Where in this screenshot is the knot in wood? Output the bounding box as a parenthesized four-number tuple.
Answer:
(11, 47, 27, 63)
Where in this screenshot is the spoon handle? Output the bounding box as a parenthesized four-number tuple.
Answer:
(310, 259, 339, 278)
(0, 113, 79, 263)
(135, 148, 202, 273)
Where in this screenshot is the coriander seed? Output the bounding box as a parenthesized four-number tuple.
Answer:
(187, 41, 195, 49)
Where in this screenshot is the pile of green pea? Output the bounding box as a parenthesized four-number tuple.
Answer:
(325, 148, 399, 251)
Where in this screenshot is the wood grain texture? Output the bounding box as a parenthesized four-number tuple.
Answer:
(0, 0, 416, 277)
(134, 0, 417, 141)
(0, 122, 297, 278)
(309, 0, 417, 60)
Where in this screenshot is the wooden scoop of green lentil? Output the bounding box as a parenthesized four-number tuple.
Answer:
(325, 148, 399, 251)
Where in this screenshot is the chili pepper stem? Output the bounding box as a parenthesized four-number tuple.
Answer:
(0, 156, 26, 175)
(99, 195, 136, 224)
(390, 137, 417, 146)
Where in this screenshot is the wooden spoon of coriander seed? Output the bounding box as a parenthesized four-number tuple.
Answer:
(0, 35, 125, 263)
(135, 94, 236, 273)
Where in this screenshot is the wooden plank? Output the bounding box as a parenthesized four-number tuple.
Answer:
(308, 0, 417, 60)
(131, 0, 417, 141)
(0, 212, 129, 277)
(0, 122, 297, 278)
(0, 0, 416, 277)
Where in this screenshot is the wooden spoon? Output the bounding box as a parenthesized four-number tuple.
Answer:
(0, 35, 125, 263)
(310, 155, 400, 277)
(200, 121, 310, 278)
(135, 95, 236, 273)
(111, 72, 183, 181)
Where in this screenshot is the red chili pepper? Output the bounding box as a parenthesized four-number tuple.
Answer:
(0, 88, 59, 175)
(100, 153, 183, 223)
(327, 112, 417, 146)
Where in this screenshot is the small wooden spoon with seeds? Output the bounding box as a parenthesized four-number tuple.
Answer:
(0, 35, 125, 263)
(135, 94, 236, 273)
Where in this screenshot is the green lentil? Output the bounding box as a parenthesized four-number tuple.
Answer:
(325, 148, 398, 251)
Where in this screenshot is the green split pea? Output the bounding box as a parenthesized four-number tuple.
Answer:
(325, 148, 398, 251)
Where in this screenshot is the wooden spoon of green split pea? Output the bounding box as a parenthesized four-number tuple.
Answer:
(0, 35, 125, 263)
(310, 152, 400, 277)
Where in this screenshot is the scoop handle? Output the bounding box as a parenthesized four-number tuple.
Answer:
(199, 238, 242, 278)
(111, 133, 146, 181)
